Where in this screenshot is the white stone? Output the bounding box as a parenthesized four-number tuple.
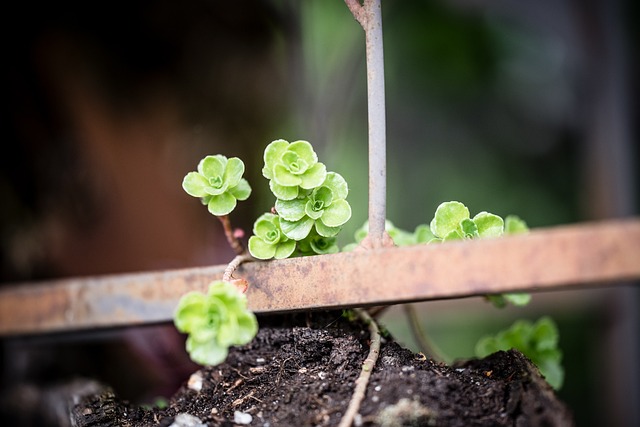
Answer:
(187, 372, 203, 392)
(234, 411, 253, 425)
(169, 413, 206, 427)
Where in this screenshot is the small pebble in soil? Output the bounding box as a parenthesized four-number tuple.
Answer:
(169, 413, 207, 427)
(187, 373, 203, 392)
(234, 411, 253, 425)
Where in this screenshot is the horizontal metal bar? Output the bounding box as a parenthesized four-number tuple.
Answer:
(0, 218, 639, 336)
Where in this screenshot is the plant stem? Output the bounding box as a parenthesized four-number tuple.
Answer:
(218, 215, 245, 256)
(338, 308, 381, 427)
(404, 304, 448, 363)
(222, 253, 253, 283)
(345, 0, 388, 248)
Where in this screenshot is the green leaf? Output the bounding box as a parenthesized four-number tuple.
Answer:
(229, 179, 251, 201)
(320, 199, 352, 227)
(182, 172, 210, 198)
(248, 236, 277, 259)
(253, 213, 277, 236)
(305, 200, 324, 220)
(174, 281, 258, 366)
(475, 317, 564, 390)
(505, 215, 529, 234)
(430, 201, 470, 238)
(207, 192, 237, 216)
(270, 181, 298, 200)
(299, 162, 327, 189)
(443, 229, 463, 241)
(414, 224, 435, 244)
(280, 216, 315, 240)
(274, 239, 297, 259)
(200, 155, 226, 179)
(276, 198, 308, 222)
(288, 140, 317, 165)
(262, 139, 289, 179)
(223, 157, 245, 188)
(186, 335, 229, 366)
(460, 218, 479, 238)
(273, 164, 303, 187)
(315, 221, 342, 237)
(473, 212, 504, 238)
(503, 293, 531, 306)
(322, 172, 349, 199)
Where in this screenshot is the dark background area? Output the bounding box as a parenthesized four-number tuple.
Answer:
(1, 0, 638, 426)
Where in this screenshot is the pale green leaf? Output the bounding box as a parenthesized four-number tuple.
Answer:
(201, 155, 226, 179)
(275, 198, 307, 222)
(274, 240, 297, 259)
(315, 221, 341, 237)
(186, 336, 228, 366)
(430, 201, 470, 238)
(322, 172, 348, 199)
(262, 139, 289, 179)
(299, 162, 327, 189)
(414, 224, 435, 244)
(207, 192, 237, 216)
(320, 199, 351, 227)
(182, 172, 209, 198)
(505, 215, 529, 235)
(273, 164, 302, 187)
(248, 236, 277, 260)
(270, 181, 298, 200)
(253, 213, 277, 238)
(174, 292, 207, 333)
(229, 179, 251, 201)
(288, 140, 317, 165)
(223, 157, 245, 188)
(473, 212, 504, 238)
(280, 216, 315, 240)
(443, 229, 463, 241)
(305, 200, 324, 220)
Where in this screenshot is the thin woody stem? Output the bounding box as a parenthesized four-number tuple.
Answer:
(218, 215, 245, 256)
(338, 308, 381, 427)
(403, 304, 447, 363)
(345, 0, 389, 248)
(222, 252, 253, 283)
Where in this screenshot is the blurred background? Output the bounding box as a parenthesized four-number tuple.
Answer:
(1, 0, 638, 426)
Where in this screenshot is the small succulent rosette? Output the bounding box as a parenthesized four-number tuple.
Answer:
(248, 213, 296, 260)
(182, 155, 251, 216)
(174, 281, 258, 366)
(262, 139, 327, 200)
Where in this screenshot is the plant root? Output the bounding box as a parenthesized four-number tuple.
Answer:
(404, 304, 447, 363)
(338, 308, 381, 427)
(222, 252, 254, 291)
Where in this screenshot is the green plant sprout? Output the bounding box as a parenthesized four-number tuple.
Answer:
(175, 139, 351, 366)
(476, 316, 564, 390)
(174, 281, 258, 366)
(342, 201, 563, 389)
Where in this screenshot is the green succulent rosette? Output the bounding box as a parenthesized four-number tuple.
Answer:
(182, 155, 251, 216)
(429, 201, 504, 242)
(262, 139, 327, 201)
(275, 172, 352, 241)
(174, 280, 258, 366)
(248, 213, 296, 260)
(298, 229, 339, 256)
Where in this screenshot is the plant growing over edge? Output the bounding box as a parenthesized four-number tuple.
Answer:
(174, 140, 352, 366)
(343, 201, 564, 389)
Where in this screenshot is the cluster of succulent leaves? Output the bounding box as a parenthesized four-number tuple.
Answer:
(182, 155, 252, 216)
(177, 140, 350, 365)
(343, 201, 531, 308)
(248, 139, 350, 259)
(475, 317, 564, 390)
(174, 281, 258, 366)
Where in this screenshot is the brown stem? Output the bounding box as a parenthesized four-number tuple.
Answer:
(404, 304, 447, 363)
(218, 215, 245, 256)
(338, 308, 381, 427)
(344, 0, 366, 27)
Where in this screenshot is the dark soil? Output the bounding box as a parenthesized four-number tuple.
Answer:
(71, 311, 573, 426)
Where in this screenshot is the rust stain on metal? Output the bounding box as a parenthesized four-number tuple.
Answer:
(0, 219, 639, 336)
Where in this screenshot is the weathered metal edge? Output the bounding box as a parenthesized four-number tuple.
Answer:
(1, 218, 638, 336)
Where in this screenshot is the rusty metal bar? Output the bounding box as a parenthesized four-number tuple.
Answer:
(0, 218, 639, 336)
